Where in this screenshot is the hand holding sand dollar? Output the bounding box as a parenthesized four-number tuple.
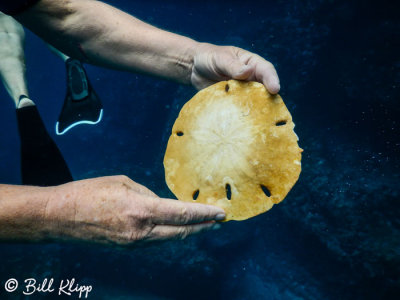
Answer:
(164, 80, 302, 221)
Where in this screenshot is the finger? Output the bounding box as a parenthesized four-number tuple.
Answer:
(151, 198, 226, 225)
(262, 73, 280, 94)
(255, 59, 280, 94)
(228, 61, 254, 80)
(216, 57, 251, 80)
(233, 64, 254, 80)
(145, 222, 221, 241)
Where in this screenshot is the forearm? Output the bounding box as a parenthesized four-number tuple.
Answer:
(0, 184, 53, 242)
(15, 0, 198, 84)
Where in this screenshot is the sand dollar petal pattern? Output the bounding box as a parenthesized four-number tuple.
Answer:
(164, 80, 302, 221)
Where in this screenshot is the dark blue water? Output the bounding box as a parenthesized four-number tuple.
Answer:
(0, 0, 399, 299)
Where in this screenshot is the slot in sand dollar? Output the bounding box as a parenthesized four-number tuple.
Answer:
(164, 80, 302, 221)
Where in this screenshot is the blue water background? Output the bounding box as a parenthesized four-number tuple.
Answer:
(0, 0, 399, 299)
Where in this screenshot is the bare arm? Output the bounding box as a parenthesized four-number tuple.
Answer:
(0, 176, 225, 245)
(0, 184, 51, 241)
(15, 0, 197, 84)
(14, 0, 280, 93)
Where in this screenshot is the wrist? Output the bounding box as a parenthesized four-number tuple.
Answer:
(42, 183, 79, 241)
(168, 38, 199, 85)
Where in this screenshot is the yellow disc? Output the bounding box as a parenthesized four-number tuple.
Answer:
(163, 80, 302, 221)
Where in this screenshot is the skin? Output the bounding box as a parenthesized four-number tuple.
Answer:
(0, 12, 65, 108)
(14, 0, 280, 93)
(0, 0, 281, 246)
(0, 176, 224, 245)
(0, 12, 29, 107)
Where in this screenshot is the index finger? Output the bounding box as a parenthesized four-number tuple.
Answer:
(151, 198, 226, 225)
(254, 57, 280, 94)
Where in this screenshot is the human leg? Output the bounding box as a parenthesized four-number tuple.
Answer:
(0, 12, 73, 185)
(0, 12, 32, 108)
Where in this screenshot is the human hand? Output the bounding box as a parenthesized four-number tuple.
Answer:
(45, 175, 225, 246)
(191, 42, 280, 94)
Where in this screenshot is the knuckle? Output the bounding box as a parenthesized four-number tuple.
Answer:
(115, 175, 130, 182)
(128, 229, 142, 243)
(118, 232, 136, 246)
(145, 198, 157, 218)
(264, 60, 276, 70)
(110, 176, 133, 193)
(227, 45, 239, 53)
(180, 207, 192, 223)
(177, 227, 190, 240)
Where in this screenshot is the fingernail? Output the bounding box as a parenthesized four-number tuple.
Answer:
(212, 223, 221, 230)
(215, 213, 226, 221)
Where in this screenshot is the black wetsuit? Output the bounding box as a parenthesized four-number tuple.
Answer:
(0, 0, 40, 15)
(1, 0, 75, 186)
(1, 1, 74, 186)
(16, 105, 73, 186)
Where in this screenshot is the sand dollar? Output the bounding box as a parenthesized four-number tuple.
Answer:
(164, 80, 302, 221)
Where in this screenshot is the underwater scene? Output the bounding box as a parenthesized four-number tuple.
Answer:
(0, 0, 399, 299)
